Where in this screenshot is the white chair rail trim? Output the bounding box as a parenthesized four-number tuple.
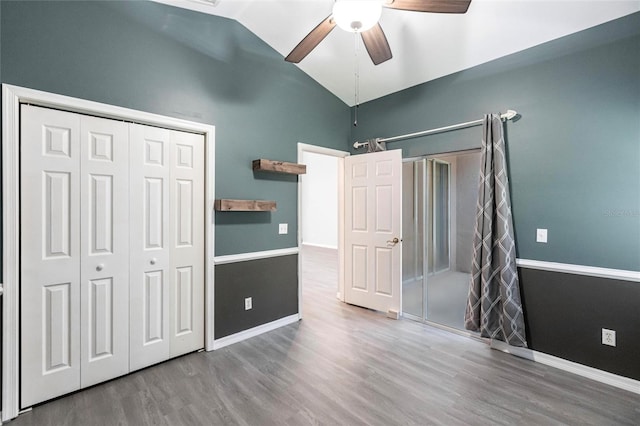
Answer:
(214, 247, 299, 265)
(516, 259, 640, 282)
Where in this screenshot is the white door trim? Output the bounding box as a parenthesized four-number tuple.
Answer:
(297, 143, 349, 319)
(1, 84, 216, 422)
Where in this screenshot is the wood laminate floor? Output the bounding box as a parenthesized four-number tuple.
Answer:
(11, 246, 640, 425)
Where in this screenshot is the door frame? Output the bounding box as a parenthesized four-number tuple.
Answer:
(297, 143, 349, 318)
(2, 84, 216, 422)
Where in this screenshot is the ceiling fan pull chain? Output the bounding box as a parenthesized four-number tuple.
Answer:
(354, 32, 360, 127)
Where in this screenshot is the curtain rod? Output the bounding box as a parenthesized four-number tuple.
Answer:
(353, 109, 518, 149)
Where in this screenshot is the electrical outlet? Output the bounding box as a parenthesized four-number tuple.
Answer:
(602, 328, 616, 347)
(279, 223, 288, 234)
(244, 297, 252, 311)
(536, 228, 548, 243)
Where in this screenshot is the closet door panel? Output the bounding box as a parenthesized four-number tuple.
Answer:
(80, 116, 130, 387)
(20, 105, 81, 408)
(129, 124, 171, 371)
(169, 131, 205, 357)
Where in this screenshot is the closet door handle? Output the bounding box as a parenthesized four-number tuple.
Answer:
(150, 258, 157, 265)
(96, 264, 104, 272)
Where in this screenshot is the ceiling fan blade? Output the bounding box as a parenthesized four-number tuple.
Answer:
(361, 23, 392, 66)
(384, 0, 471, 13)
(285, 15, 336, 63)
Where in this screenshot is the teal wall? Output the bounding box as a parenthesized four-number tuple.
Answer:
(0, 0, 350, 256)
(0, 2, 2, 83)
(351, 13, 640, 271)
(3, 3, 636, 266)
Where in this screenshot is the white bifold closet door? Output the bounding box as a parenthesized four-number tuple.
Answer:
(21, 106, 130, 407)
(21, 106, 205, 408)
(129, 124, 204, 371)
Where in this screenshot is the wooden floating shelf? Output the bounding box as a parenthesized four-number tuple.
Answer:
(252, 159, 306, 175)
(214, 199, 277, 212)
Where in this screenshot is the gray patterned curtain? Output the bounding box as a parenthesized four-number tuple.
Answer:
(464, 114, 527, 347)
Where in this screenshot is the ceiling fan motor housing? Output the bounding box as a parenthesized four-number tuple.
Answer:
(333, 0, 383, 33)
(285, 0, 472, 64)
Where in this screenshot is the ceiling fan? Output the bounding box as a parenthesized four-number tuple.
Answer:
(285, 0, 472, 66)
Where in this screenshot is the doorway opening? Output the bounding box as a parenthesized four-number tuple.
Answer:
(297, 143, 349, 317)
(401, 150, 481, 331)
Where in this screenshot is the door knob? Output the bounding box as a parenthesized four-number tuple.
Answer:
(150, 258, 157, 265)
(96, 264, 104, 271)
(387, 237, 401, 246)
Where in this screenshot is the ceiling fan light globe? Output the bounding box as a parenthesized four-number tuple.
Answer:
(332, 0, 383, 33)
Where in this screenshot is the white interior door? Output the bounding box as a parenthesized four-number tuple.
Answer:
(20, 105, 82, 407)
(344, 149, 402, 314)
(129, 124, 171, 371)
(169, 130, 205, 357)
(79, 115, 130, 387)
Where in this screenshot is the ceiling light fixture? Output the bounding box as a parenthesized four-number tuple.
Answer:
(285, 0, 472, 65)
(332, 0, 383, 33)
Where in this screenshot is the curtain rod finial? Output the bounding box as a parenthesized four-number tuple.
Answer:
(503, 110, 518, 120)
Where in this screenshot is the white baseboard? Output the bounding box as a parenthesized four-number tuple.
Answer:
(212, 314, 299, 350)
(491, 340, 640, 395)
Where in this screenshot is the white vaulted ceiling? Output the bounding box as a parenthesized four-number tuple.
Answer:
(154, 0, 640, 106)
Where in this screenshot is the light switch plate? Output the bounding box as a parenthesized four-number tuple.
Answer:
(244, 297, 252, 310)
(536, 228, 548, 243)
(279, 223, 288, 234)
